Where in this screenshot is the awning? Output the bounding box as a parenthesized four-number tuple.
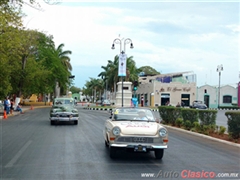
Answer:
(161, 94, 170, 98)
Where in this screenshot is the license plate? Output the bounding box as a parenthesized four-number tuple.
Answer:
(138, 145, 143, 151)
(134, 145, 146, 152)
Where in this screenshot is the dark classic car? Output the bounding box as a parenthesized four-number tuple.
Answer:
(190, 100, 208, 109)
(50, 97, 79, 125)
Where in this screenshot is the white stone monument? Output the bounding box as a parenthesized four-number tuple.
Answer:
(115, 81, 132, 107)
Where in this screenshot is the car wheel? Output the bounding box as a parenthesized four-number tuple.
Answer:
(154, 149, 164, 159)
(50, 121, 55, 125)
(74, 120, 78, 125)
(109, 147, 117, 159)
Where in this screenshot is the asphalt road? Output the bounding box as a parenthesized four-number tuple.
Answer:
(0, 107, 239, 180)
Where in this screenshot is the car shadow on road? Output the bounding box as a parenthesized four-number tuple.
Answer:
(104, 147, 164, 163)
(49, 121, 77, 126)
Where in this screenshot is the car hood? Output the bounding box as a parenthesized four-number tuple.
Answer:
(51, 105, 77, 113)
(113, 121, 158, 135)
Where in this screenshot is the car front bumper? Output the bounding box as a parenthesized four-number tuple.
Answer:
(109, 143, 168, 149)
(50, 117, 78, 121)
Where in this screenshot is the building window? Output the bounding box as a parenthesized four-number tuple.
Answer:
(223, 95, 232, 103)
(204, 89, 207, 93)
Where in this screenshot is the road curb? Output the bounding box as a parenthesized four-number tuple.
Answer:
(83, 107, 159, 111)
(164, 125, 240, 148)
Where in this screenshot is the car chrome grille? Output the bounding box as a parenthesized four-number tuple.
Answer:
(116, 137, 154, 143)
(59, 114, 70, 117)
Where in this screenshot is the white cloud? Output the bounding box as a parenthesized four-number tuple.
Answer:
(22, 2, 239, 88)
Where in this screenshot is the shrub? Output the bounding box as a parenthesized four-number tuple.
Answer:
(181, 108, 198, 124)
(202, 125, 210, 135)
(225, 111, 240, 139)
(208, 124, 216, 134)
(218, 126, 226, 136)
(220, 106, 239, 110)
(158, 106, 170, 124)
(175, 118, 183, 127)
(198, 110, 217, 125)
(158, 106, 182, 125)
(184, 120, 192, 130)
(193, 122, 201, 132)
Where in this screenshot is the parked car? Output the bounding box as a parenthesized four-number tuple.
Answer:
(49, 97, 79, 125)
(96, 100, 102, 106)
(103, 107, 168, 159)
(102, 99, 111, 106)
(190, 101, 208, 109)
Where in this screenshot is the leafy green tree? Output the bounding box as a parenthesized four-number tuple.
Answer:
(70, 86, 81, 94)
(0, 1, 23, 98)
(138, 66, 161, 76)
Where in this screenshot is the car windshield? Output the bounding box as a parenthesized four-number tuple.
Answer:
(54, 99, 74, 106)
(112, 108, 155, 122)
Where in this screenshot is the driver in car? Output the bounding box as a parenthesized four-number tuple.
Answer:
(135, 111, 148, 120)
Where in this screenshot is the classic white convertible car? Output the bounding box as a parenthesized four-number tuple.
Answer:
(103, 107, 168, 159)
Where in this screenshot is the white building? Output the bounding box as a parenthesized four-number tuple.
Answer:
(134, 72, 238, 108)
(197, 84, 238, 108)
(135, 71, 197, 107)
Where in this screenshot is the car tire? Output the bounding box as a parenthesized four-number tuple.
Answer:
(154, 149, 164, 159)
(74, 121, 78, 125)
(109, 147, 117, 159)
(50, 121, 55, 125)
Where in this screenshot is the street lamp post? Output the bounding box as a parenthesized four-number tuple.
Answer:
(111, 38, 134, 107)
(216, 64, 223, 109)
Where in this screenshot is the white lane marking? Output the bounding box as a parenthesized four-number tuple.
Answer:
(5, 140, 32, 168)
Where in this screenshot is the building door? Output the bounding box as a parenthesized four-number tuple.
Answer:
(204, 95, 209, 108)
(161, 93, 170, 106)
(181, 94, 190, 106)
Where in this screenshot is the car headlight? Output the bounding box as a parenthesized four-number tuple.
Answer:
(112, 126, 121, 136)
(159, 128, 167, 137)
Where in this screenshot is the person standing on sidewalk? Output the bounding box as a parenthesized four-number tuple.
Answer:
(7, 97, 11, 114)
(4, 97, 10, 114)
(10, 99, 14, 114)
(3, 97, 8, 112)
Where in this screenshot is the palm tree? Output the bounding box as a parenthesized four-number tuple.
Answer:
(106, 55, 120, 93)
(87, 78, 104, 102)
(50, 43, 72, 96)
(55, 43, 72, 72)
(126, 56, 139, 82)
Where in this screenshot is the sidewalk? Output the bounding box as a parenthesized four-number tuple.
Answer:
(0, 105, 51, 119)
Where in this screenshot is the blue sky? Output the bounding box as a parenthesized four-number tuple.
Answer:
(22, 1, 239, 88)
